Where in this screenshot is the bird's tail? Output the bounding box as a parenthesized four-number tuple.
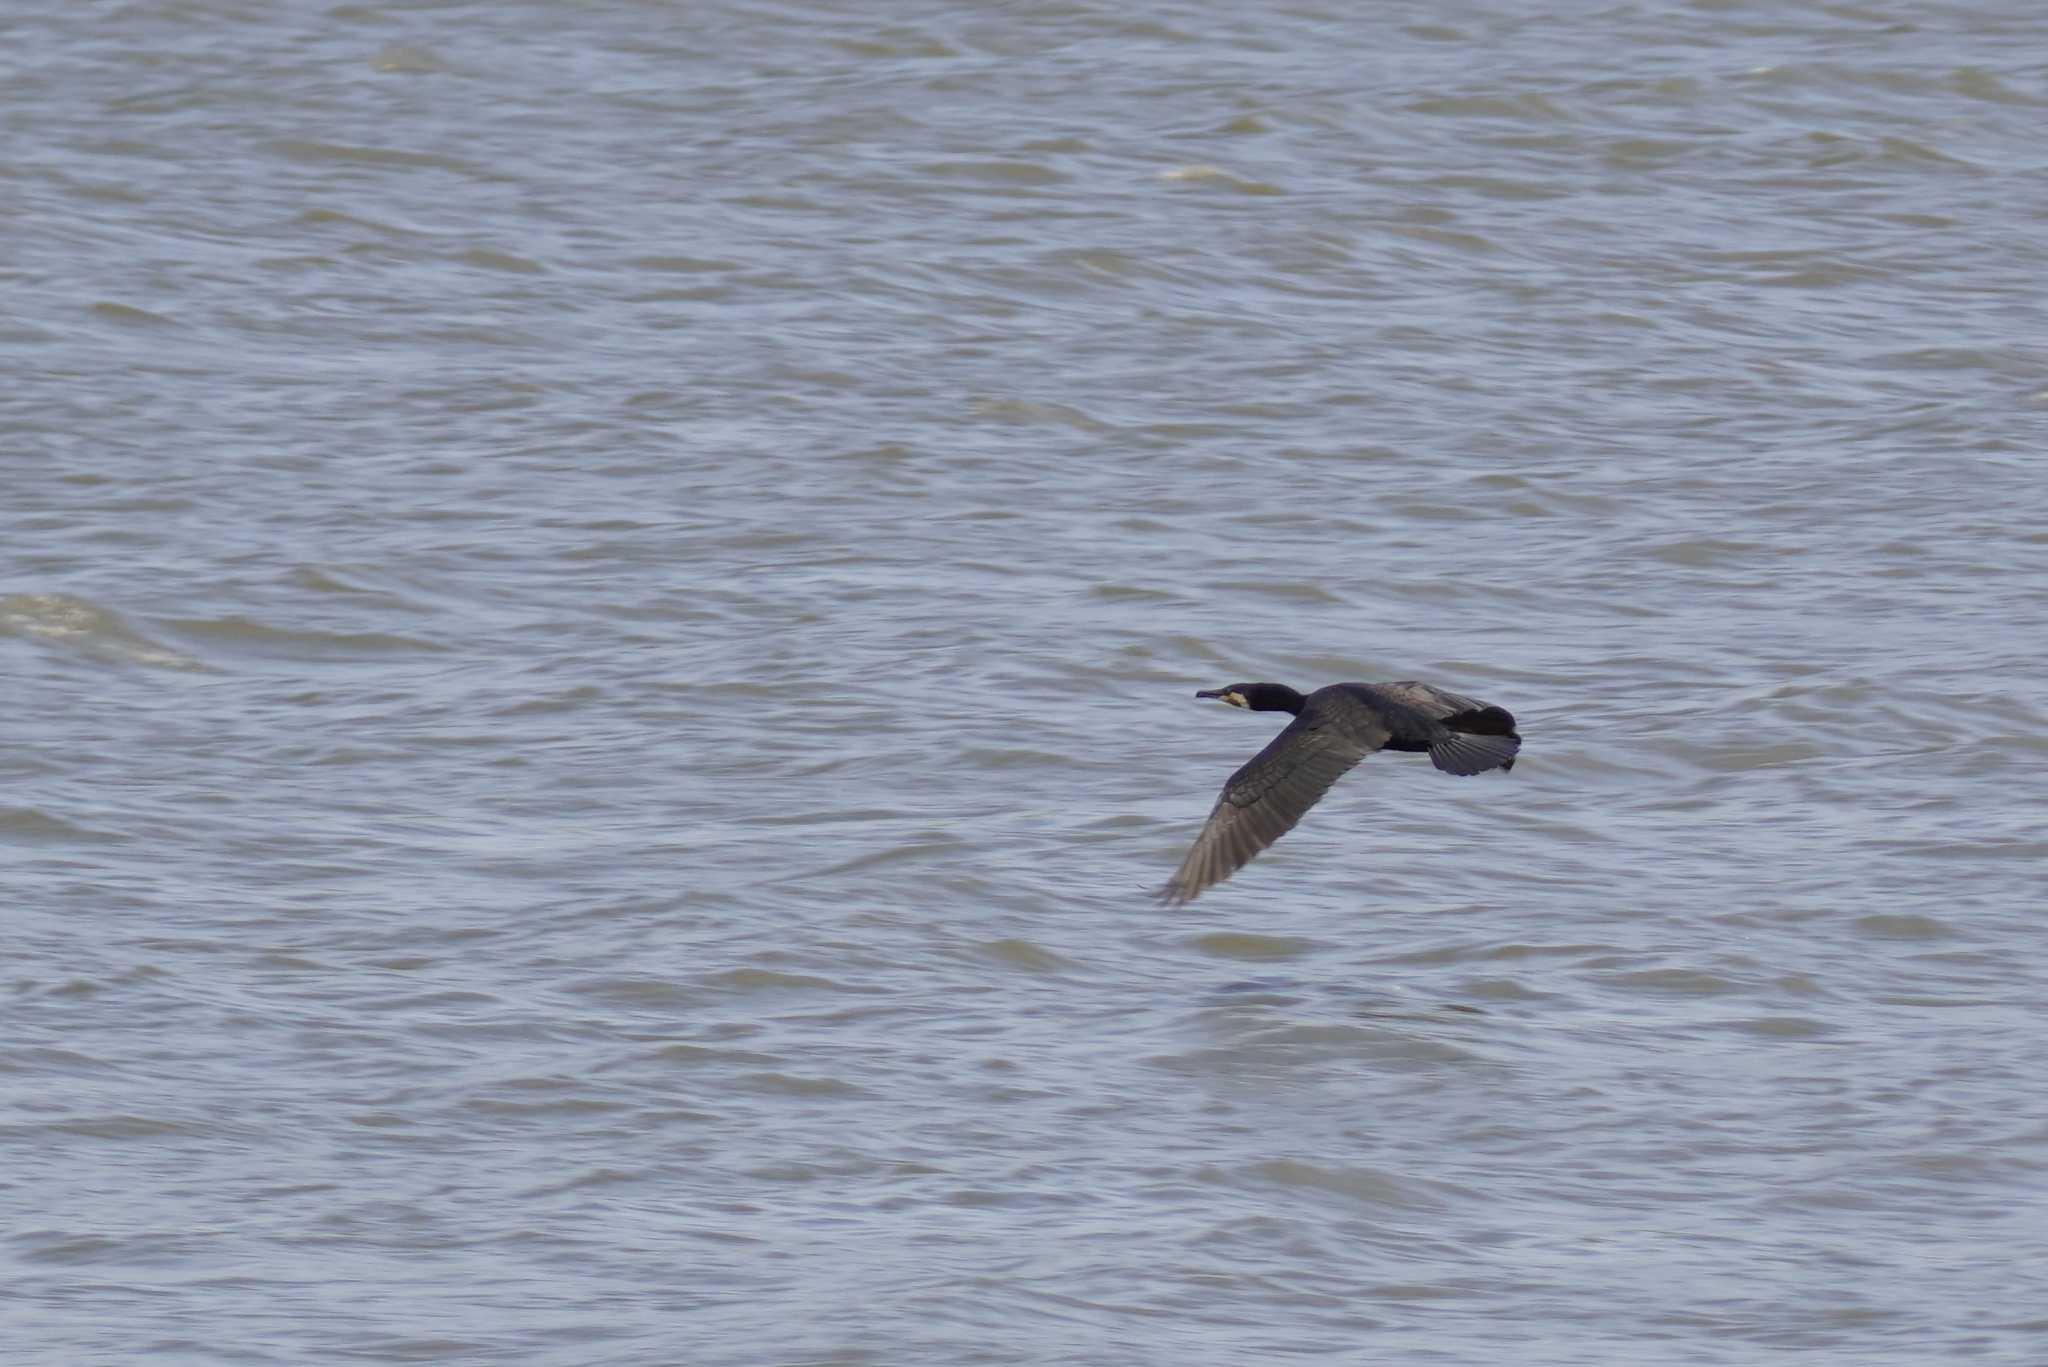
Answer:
(1430, 706, 1521, 775)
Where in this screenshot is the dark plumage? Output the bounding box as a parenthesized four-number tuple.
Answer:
(1160, 680, 1522, 905)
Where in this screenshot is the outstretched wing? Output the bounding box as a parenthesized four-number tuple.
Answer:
(1159, 711, 1386, 906)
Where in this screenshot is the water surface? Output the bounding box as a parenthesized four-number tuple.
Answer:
(6, 2, 2047, 1363)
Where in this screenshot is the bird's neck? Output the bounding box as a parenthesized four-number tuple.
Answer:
(1258, 687, 1306, 715)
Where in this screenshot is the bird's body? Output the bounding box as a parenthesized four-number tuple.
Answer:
(1160, 680, 1521, 905)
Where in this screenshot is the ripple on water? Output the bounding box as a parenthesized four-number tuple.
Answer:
(1854, 913, 1952, 940)
(1185, 932, 1327, 962)
(159, 615, 450, 663)
(0, 806, 130, 845)
(975, 938, 1074, 973)
(0, 593, 203, 670)
(1240, 1159, 1457, 1212)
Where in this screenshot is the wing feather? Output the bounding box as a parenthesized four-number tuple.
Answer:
(1159, 712, 1384, 906)
(1368, 680, 1488, 720)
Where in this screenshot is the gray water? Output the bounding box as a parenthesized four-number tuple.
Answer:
(7, 2, 2047, 1363)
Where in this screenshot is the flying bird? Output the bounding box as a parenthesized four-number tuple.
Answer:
(1161, 680, 1521, 905)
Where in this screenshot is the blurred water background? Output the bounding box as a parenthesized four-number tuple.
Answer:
(6, 2, 2047, 1363)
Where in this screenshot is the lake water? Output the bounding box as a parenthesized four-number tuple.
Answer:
(6, 2, 2047, 1363)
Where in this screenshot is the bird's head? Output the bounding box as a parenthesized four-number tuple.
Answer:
(1195, 682, 1306, 714)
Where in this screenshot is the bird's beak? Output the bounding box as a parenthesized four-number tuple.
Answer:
(1196, 688, 1248, 708)
(1194, 689, 1223, 699)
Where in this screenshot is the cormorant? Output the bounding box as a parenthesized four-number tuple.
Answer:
(1161, 680, 1521, 905)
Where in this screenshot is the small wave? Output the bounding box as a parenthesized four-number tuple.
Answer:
(0, 593, 204, 671)
(160, 614, 449, 662)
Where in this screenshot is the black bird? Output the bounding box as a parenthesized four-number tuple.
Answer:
(1161, 680, 1521, 905)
